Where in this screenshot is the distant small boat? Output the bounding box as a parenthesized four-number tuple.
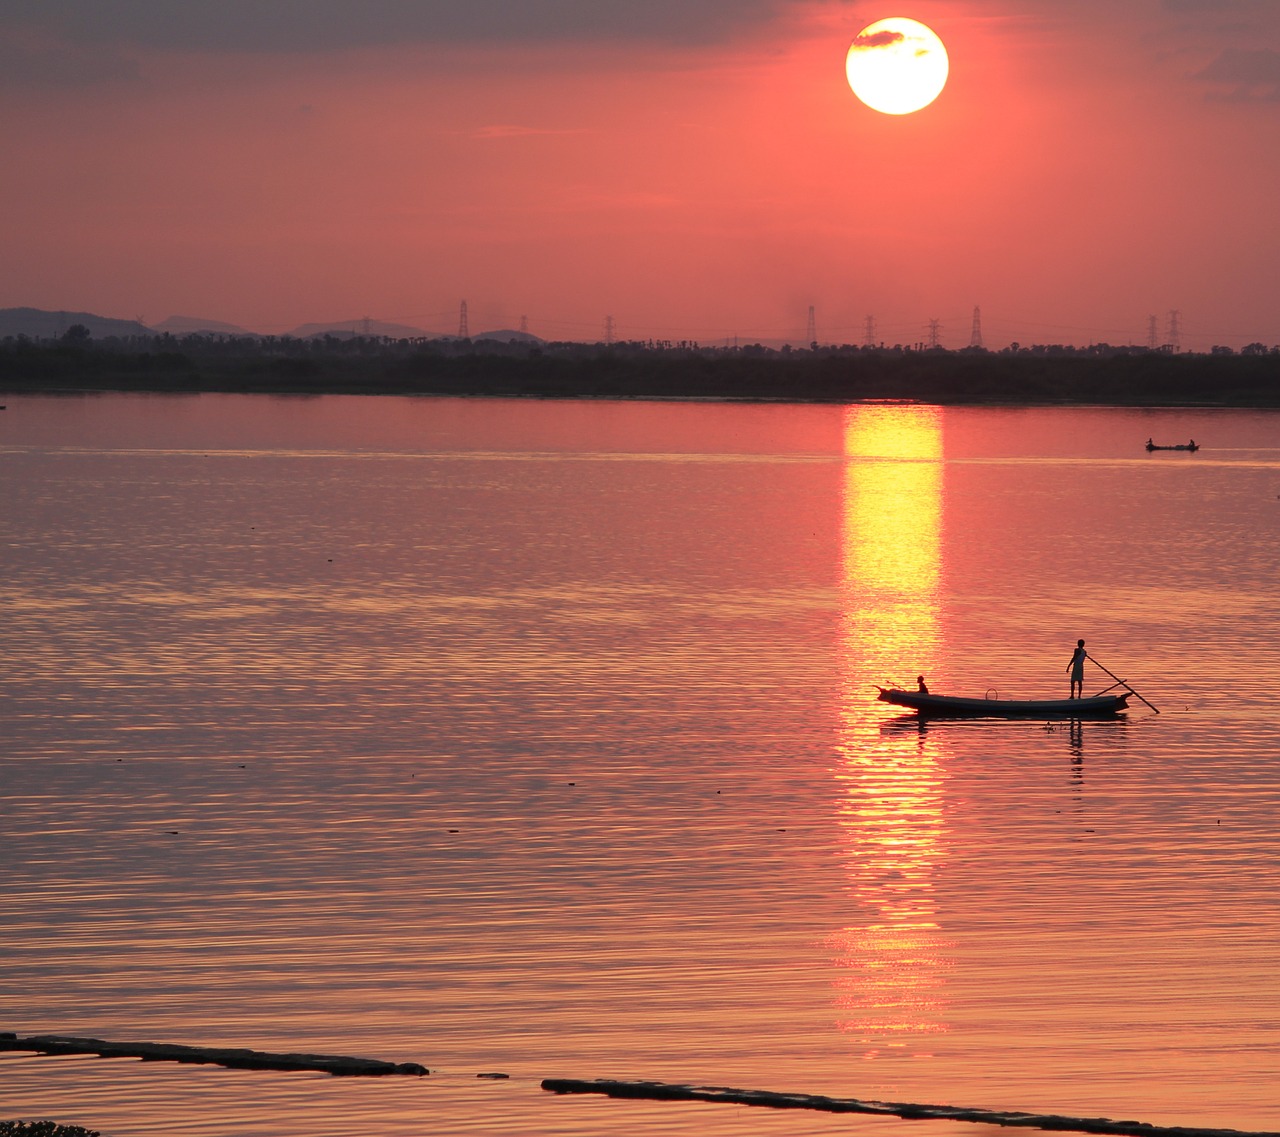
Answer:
(876, 686, 1130, 718)
(1145, 438, 1198, 452)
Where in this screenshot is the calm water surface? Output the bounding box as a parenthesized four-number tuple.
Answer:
(1, 395, 1278, 1137)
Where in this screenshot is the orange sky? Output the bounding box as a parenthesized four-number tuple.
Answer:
(2, 0, 1278, 348)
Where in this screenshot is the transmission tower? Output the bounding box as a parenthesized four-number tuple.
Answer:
(863, 316, 877, 348)
(969, 306, 983, 349)
(1147, 315, 1159, 351)
(361, 315, 372, 336)
(519, 315, 528, 334)
(806, 305, 817, 347)
(458, 300, 469, 339)
(1167, 309, 1181, 353)
(604, 315, 615, 345)
(927, 318, 942, 349)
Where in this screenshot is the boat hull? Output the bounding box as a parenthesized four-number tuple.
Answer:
(877, 687, 1130, 718)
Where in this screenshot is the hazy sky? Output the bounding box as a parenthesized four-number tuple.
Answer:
(3, 0, 1278, 347)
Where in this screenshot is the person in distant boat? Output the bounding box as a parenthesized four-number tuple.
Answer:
(1066, 639, 1087, 699)
(916, 675, 929, 694)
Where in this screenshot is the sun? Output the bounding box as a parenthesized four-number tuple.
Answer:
(845, 17, 949, 116)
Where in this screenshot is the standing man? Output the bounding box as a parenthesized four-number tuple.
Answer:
(1066, 639, 1087, 699)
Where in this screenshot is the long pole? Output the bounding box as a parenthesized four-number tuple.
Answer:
(1087, 653, 1160, 713)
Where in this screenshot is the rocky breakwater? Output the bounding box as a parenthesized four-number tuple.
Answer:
(0, 1032, 428, 1077)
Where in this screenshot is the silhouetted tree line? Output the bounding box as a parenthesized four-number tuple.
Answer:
(1, 331, 1278, 405)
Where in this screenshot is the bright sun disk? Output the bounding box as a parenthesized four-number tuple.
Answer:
(845, 17, 949, 116)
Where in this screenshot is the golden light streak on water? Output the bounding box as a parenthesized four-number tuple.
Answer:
(831, 405, 950, 1051)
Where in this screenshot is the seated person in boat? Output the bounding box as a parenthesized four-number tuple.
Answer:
(916, 675, 929, 694)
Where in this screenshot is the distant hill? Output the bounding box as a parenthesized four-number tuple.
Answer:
(152, 315, 257, 336)
(0, 308, 553, 345)
(286, 319, 436, 340)
(0, 307, 152, 339)
(472, 328, 546, 345)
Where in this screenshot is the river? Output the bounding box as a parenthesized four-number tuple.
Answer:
(2, 394, 1277, 1136)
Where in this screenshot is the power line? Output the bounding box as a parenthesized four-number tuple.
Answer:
(297, 304, 1276, 350)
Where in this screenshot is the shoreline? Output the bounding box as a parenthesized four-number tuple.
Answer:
(1, 340, 1278, 407)
(0, 382, 1263, 410)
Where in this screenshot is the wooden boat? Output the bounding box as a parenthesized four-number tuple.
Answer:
(1145, 439, 1198, 451)
(876, 686, 1130, 718)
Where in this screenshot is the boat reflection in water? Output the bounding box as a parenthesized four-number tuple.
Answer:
(880, 713, 1124, 788)
(830, 405, 951, 1054)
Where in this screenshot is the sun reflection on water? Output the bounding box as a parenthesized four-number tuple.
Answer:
(830, 405, 951, 1052)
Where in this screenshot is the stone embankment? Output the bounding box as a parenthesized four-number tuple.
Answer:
(8, 1032, 1279, 1137)
(540, 1078, 1280, 1137)
(0, 1033, 427, 1077)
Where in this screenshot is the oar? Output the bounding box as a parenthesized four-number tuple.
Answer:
(1086, 653, 1160, 713)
